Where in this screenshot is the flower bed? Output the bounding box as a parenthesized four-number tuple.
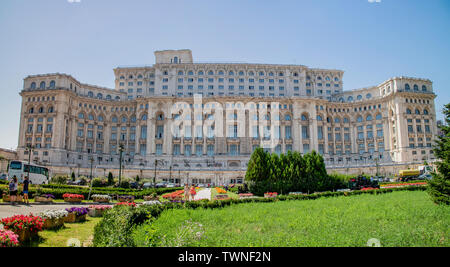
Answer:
(65, 207, 89, 223)
(115, 202, 137, 207)
(35, 194, 55, 203)
(214, 194, 229, 200)
(0, 229, 19, 247)
(117, 195, 135, 202)
(1, 214, 44, 243)
(88, 205, 112, 217)
(215, 187, 227, 194)
(63, 193, 84, 203)
(142, 200, 162, 206)
(162, 190, 184, 201)
(39, 209, 68, 229)
(264, 192, 278, 198)
(92, 194, 112, 203)
(380, 182, 427, 189)
(239, 193, 254, 199)
(361, 187, 379, 191)
(143, 195, 159, 201)
(2, 194, 23, 203)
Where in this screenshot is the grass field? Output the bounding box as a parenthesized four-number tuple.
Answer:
(135, 191, 449, 247)
(30, 217, 102, 247)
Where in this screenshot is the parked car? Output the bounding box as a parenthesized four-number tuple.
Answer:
(0, 174, 7, 181)
(68, 179, 86, 186)
(166, 183, 175, 188)
(418, 173, 432, 180)
(155, 182, 166, 188)
(143, 182, 153, 189)
(130, 182, 139, 189)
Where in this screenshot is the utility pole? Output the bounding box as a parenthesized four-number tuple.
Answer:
(88, 157, 94, 200)
(118, 144, 124, 187)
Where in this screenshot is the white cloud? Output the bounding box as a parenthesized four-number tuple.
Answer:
(368, 0, 382, 3)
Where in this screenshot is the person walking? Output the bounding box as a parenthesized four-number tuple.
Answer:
(9, 176, 18, 205)
(23, 176, 30, 205)
(190, 185, 196, 201)
(184, 183, 190, 202)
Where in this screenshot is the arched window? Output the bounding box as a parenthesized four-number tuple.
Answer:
(48, 106, 54, 113)
(279, 72, 284, 77)
(38, 107, 44, 113)
(229, 71, 234, 76)
(106, 95, 111, 100)
(40, 82, 46, 89)
(293, 72, 299, 77)
(339, 98, 344, 103)
(317, 76, 322, 80)
(121, 116, 127, 123)
(334, 117, 341, 123)
(178, 70, 184, 75)
(111, 116, 118, 123)
(366, 93, 372, 99)
(98, 115, 104, 122)
(29, 107, 34, 114)
(325, 76, 331, 81)
(334, 77, 339, 82)
(413, 84, 419, 91)
(129, 75, 133, 79)
(131, 116, 136, 123)
(405, 84, 410, 91)
(97, 93, 103, 99)
(218, 70, 224, 75)
(285, 114, 291, 121)
(157, 114, 164, 121)
(343, 117, 349, 123)
(376, 114, 382, 120)
(317, 115, 323, 121)
(259, 71, 264, 76)
(120, 76, 125, 80)
(88, 91, 94, 98)
(357, 95, 362, 100)
(208, 70, 214, 75)
(415, 109, 420, 115)
(406, 108, 412, 114)
(188, 71, 194, 76)
(115, 96, 120, 100)
(423, 109, 429, 115)
(138, 74, 143, 79)
(141, 114, 147, 121)
(239, 71, 244, 76)
(248, 71, 254, 76)
(366, 115, 373, 121)
(173, 57, 178, 64)
(301, 114, 308, 121)
(88, 114, 95, 120)
(357, 116, 363, 123)
(49, 80, 56, 89)
(422, 85, 427, 92)
(198, 71, 204, 75)
(347, 96, 354, 102)
(30, 82, 36, 89)
(78, 113, 85, 119)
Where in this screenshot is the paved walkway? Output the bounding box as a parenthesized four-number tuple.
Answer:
(0, 204, 87, 220)
(194, 188, 212, 201)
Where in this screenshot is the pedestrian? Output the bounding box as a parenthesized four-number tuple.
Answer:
(23, 176, 30, 205)
(190, 185, 196, 201)
(9, 176, 18, 205)
(184, 183, 190, 202)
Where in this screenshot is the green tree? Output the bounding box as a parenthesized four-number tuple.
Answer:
(428, 103, 450, 205)
(71, 172, 76, 181)
(108, 172, 114, 186)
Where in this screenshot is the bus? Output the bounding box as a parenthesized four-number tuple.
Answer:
(8, 161, 50, 184)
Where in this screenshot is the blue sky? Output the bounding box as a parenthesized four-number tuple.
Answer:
(0, 0, 449, 149)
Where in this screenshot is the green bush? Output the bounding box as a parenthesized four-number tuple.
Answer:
(51, 175, 69, 185)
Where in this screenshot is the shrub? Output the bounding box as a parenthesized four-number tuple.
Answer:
(51, 175, 69, 185)
(107, 172, 114, 186)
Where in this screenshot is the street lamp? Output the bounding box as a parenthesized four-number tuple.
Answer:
(25, 145, 34, 179)
(154, 159, 164, 188)
(118, 144, 124, 187)
(88, 157, 94, 200)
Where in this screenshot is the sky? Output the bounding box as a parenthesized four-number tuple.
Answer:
(0, 0, 449, 150)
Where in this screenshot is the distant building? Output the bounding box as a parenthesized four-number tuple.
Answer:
(16, 49, 438, 183)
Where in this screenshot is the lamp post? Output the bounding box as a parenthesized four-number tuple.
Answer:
(88, 157, 94, 200)
(153, 159, 164, 188)
(25, 145, 34, 180)
(118, 144, 124, 187)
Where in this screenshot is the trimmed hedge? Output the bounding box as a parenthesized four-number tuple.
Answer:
(93, 185, 427, 247)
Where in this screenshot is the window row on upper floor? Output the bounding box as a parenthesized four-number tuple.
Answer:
(30, 81, 56, 90)
(404, 84, 429, 92)
(167, 70, 298, 77)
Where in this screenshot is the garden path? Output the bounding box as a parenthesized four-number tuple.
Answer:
(194, 188, 211, 201)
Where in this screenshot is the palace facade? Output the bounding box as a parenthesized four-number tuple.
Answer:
(17, 50, 438, 183)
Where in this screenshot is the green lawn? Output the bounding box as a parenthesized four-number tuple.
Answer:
(135, 191, 450, 247)
(30, 217, 102, 247)
(210, 188, 239, 200)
